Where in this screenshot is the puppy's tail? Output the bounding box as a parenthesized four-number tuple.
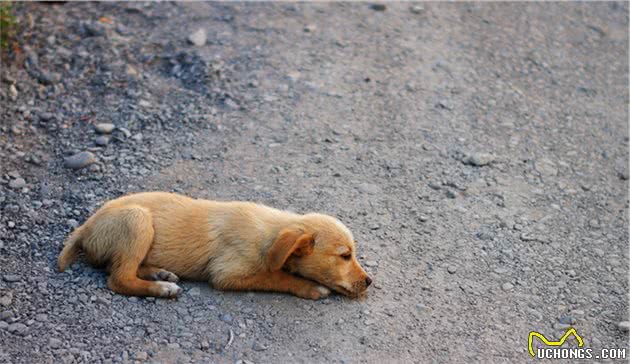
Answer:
(58, 226, 84, 272)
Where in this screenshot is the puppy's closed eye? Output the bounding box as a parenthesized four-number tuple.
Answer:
(340, 253, 352, 260)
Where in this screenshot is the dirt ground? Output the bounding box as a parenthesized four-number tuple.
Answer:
(0, 2, 628, 363)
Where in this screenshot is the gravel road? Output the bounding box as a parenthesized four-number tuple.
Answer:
(0, 2, 628, 363)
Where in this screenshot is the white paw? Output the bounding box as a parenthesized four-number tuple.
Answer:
(156, 281, 182, 298)
(316, 285, 331, 297)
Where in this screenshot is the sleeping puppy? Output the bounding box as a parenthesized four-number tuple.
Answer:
(57, 192, 372, 299)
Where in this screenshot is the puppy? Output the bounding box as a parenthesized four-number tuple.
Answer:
(57, 192, 372, 299)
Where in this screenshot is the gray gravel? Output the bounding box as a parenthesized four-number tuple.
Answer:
(0, 2, 628, 364)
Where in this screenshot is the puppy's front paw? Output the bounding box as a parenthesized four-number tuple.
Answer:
(155, 281, 182, 298)
(299, 285, 331, 300)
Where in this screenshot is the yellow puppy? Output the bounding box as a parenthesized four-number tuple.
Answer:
(58, 192, 372, 299)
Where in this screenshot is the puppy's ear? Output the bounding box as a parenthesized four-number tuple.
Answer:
(267, 228, 315, 271)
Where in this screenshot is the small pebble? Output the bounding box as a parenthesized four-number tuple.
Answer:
(252, 341, 268, 351)
(133, 351, 148, 361)
(95, 135, 109, 146)
(49, 338, 62, 348)
(370, 4, 386, 11)
(358, 183, 380, 195)
(365, 260, 378, 267)
(39, 112, 54, 122)
(126, 64, 139, 77)
(463, 152, 495, 167)
(64, 151, 97, 170)
(304, 24, 317, 33)
(287, 71, 301, 82)
(95, 297, 110, 306)
(436, 99, 452, 110)
(220, 313, 233, 323)
(535, 158, 558, 177)
(8, 178, 26, 189)
(35, 313, 48, 322)
(118, 127, 131, 138)
(3, 275, 20, 283)
(95, 123, 115, 134)
(618, 321, 630, 332)
(9, 84, 18, 100)
(501, 283, 514, 291)
(0, 294, 12, 307)
(7, 323, 27, 336)
(477, 231, 495, 241)
(410, 5, 424, 14)
(200, 340, 210, 350)
(188, 29, 207, 46)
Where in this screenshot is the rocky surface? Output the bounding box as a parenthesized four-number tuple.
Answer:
(0, 2, 628, 363)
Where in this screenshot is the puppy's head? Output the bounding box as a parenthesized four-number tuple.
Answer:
(267, 213, 372, 297)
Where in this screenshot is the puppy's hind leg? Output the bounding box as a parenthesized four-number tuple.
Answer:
(101, 206, 181, 298)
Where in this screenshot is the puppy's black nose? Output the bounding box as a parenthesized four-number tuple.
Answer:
(365, 276, 373, 287)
